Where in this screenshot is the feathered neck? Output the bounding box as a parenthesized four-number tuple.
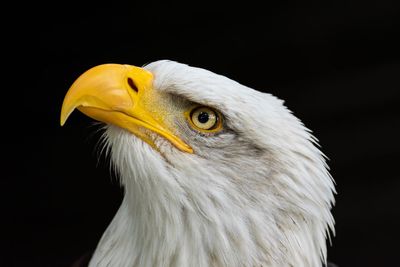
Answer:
(88, 126, 333, 267)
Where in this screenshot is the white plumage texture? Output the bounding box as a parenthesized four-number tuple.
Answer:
(87, 60, 335, 267)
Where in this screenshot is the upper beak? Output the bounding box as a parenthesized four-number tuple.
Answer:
(60, 64, 193, 153)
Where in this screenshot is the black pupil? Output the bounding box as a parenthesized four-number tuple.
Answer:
(197, 112, 209, 123)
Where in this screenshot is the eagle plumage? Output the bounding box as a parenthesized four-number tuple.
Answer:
(61, 60, 335, 267)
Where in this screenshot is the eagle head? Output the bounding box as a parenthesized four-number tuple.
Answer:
(61, 60, 335, 267)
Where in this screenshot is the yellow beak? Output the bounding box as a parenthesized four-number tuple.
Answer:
(60, 64, 193, 153)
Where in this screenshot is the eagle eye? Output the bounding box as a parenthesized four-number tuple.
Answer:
(188, 106, 223, 133)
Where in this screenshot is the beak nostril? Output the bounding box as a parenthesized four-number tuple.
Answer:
(127, 78, 139, 93)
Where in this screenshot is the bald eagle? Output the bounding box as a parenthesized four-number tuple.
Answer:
(61, 60, 336, 267)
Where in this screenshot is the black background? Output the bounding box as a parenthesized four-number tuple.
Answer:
(4, 1, 400, 267)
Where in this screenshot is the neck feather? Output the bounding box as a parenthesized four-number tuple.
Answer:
(89, 127, 331, 267)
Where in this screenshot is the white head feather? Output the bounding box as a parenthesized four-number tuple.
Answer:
(88, 60, 335, 267)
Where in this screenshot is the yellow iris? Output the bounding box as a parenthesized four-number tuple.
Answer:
(188, 106, 223, 133)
